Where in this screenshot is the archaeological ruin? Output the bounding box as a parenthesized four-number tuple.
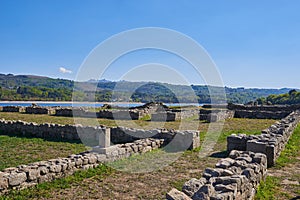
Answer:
(1, 102, 300, 199)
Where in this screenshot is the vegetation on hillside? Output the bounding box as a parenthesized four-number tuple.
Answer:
(256, 89, 300, 105)
(0, 73, 294, 103)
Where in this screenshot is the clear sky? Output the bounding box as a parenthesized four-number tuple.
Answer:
(0, 0, 299, 88)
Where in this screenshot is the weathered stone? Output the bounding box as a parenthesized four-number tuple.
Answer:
(182, 178, 206, 197)
(220, 169, 234, 176)
(39, 167, 49, 175)
(215, 184, 237, 194)
(88, 155, 97, 164)
(236, 155, 252, 163)
(0, 172, 8, 190)
(8, 172, 27, 186)
(38, 174, 53, 183)
(228, 150, 241, 159)
(166, 188, 191, 200)
(26, 168, 40, 181)
(196, 184, 215, 196)
(192, 192, 210, 200)
(215, 158, 235, 169)
(213, 192, 234, 200)
(242, 168, 255, 181)
(204, 168, 223, 177)
(75, 158, 83, 166)
(247, 140, 267, 154)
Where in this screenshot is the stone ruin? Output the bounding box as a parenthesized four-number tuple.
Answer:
(198, 103, 300, 122)
(228, 103, 300, 119)
(2, 106, 24, 113)
(1, 102, 201, 121)
(227, 110, 300, 167)
(166, 110, 300, 200)
(151, 109, 199, 122)
(167, 151, 267, 200)
(3, 102, 300, 122)
(130, 102, 169, 115)
(2, 105, 56, 115)
(0, 118, 200, 194)
(0, 137, 165, 194)
(25, 104, 56, 115)
(0, 118, 200, 151)
(199, 109, 235, 122)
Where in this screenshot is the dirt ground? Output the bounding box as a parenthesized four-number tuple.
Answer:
(267, 156, 300, 200)
(35, 151, 219, 200)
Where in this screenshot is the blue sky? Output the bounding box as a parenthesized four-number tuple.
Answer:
(0, 0, 299, 88)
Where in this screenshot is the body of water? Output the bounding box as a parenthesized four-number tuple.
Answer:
(0, 102, 201, 108)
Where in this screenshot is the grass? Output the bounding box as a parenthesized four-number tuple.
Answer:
(255, 176, 280, 200)
(108, 149, 182, 173)
(275, 125, 300, 168)
(255, 124, 300, 200)
(0, 111, 275, 130)
(0, 134, 86, 170)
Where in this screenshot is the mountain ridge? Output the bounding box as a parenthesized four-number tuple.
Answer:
(0, 73, 296, 103)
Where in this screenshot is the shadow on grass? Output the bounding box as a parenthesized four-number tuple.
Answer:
(209, 150, 229, 158)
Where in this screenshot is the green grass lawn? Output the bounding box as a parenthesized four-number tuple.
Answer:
(0, 111, 275, 131)
(0, 135, 86, 171)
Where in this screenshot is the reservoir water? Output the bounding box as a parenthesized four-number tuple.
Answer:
(0, 102, 201, 108)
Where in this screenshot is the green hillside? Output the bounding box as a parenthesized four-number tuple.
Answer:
(0, 73, 294, 103)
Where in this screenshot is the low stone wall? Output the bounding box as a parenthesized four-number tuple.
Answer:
(199, 109, 235, 122)
(167, 150, 267, 200)
(228, 103, 300, 112)
(55, 108, 97, 118)
(166, 109, 300, 199)
(2, 106, 24, 113)
(55, 108, 72, 117)
(55, 108, 142, 120)
(0, 119, 108, 143)
(98, 110, 142, 120)
(202, 104, 228, 109)
(151, 112, 180, 121)
(130, 102, 169, 116)
(227, 110, 300, 167)
(0, 138, 164, 194)
(111, 127, 200, 150)
(233, 110, 290, 119)
(226, 103, 300, 120)
(0, 119, 200, 150)
(25, 107, 55, 115)
(151, 109, 199, 122)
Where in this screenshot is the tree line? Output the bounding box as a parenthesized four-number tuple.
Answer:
(256, 90, 300, 105)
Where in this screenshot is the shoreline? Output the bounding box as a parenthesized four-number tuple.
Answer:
(0, 101, 144, 105)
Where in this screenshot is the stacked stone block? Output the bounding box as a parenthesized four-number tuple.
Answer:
(227, 110, 300, 166)
(0, 119, 200, 151)
(199, 109, 234, 122)
(110, 126, 200, 150)
(228, 103, 300, 120)
(167, 150, 267, 200)
(151, 109, 199, 122)
(25, 106, 55, 115)
(2, 106, 24, 113)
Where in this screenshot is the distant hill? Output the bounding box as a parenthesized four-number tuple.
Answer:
(256, 89, 300, 105)
(0, 73, 74, 89)
(0, 73, 295, 103)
